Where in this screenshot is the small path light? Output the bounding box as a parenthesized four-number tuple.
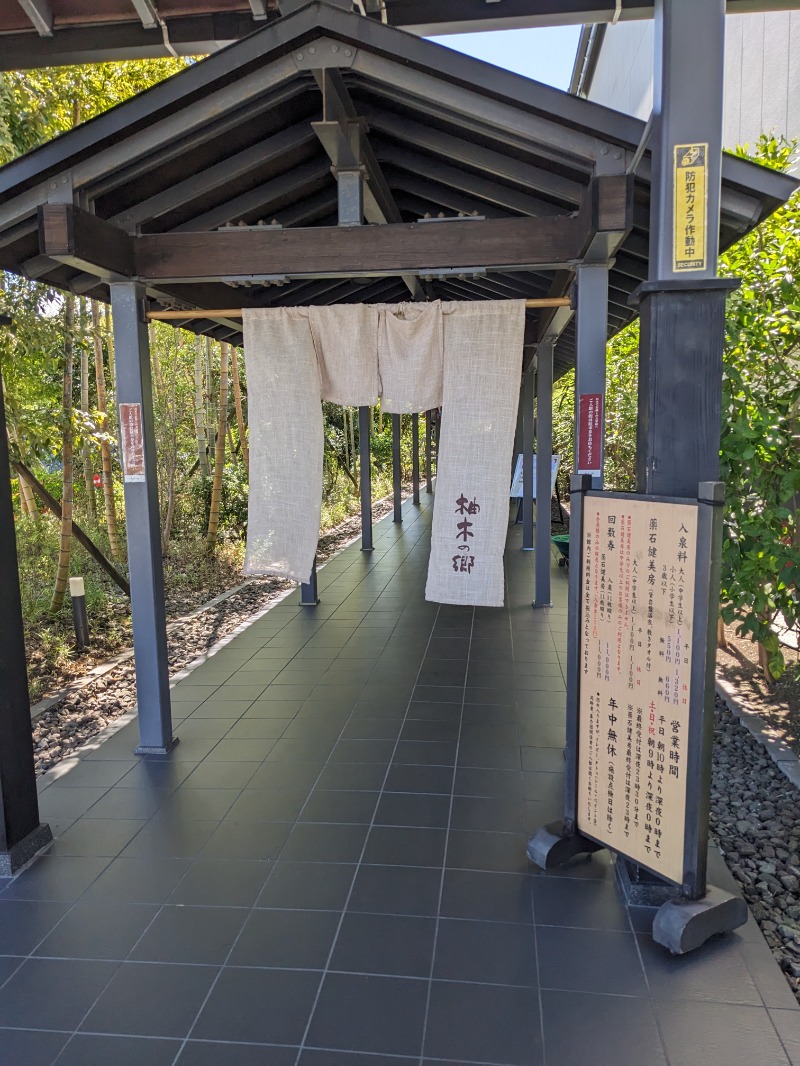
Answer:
(69, 576, 90, 649)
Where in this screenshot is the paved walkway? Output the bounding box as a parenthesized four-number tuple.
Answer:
(2, 494, 799, 1065)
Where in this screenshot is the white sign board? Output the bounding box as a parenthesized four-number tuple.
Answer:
(510, 454, 560, 499)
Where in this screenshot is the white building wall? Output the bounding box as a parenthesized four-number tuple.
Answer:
(585, 12, 800, 166)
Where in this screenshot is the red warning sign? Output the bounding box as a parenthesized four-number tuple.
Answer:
(577, 393, 603, 476)
(119, 403, 145, 482)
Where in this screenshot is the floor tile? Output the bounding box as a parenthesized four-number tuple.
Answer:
(225, 788, 309, 823)
(446, 829, 529, 873)
(541, 988, 666, 1066)
(130, 905, 247, 965)
(280, 823, 369, 863)
(440, 869, 534, 924)
(298, 790, 378, 825)
(34, 900, 158, 960)
(0, 899, 71, 954)
(0, 957, 118, 1030)
(434, 917, 538, 986)
(656, 1000, 792, 1066)
(46, 818, 146, 858)
(168, 859, 271, 907)
(192, 967, 320, 1044)
(770, 1009, 800, 1066)
(330, 912, 436, 977)
(300, 1052, 416, 1066)
(54, 1034, 180, 1065)
(229, 908, 340, 968)
(537, 925, 648, 996)
(83, 856, 192, 903)
(81, 961, 216, 1038)
(306, 972, 427, 1057)
(374, 792, 451, 829)
(384, 764, 454, 795)
(423, 979, 542, 1065)
(257, 862, 355, 911)
(202, 821, 292, 861)
(637, 931, 765, 1005)
(177, 1043, 298, 1065)
(0, 1029, 69, 1066)
(347, 864, 442, 917)
(1, 856, 110, 902)
(533, 877, 629, 930)
(363, 825, 446, 868)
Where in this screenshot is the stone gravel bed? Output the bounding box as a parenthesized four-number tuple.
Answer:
(31, 491, 403, 776)
(711, 695, 800, 1003)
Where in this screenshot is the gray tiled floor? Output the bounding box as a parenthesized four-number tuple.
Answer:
(2, 495, 800, 1065)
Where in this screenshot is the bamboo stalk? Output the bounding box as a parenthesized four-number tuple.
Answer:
(146, 297, 571, 321)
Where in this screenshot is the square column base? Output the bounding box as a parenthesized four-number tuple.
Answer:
(0, 822, 53, 877)
(135, 736, 180, 756)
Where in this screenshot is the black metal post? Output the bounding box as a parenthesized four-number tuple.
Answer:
(411, 412, 420, 505)
(424, 410, 433, 494)
(0, 365, 52, 876)
(527, 474, 601, 871)
(110, 282, 176, 756)
(359, 405, 373, 552)
(392, 412, 402, 523)
(534, 339, 554, 607)
(301, 557, 320, 605)
(70, 576, 90, 648)
(521, 366, 534, 550)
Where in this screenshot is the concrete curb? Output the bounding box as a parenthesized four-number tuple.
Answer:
(715, 676, 800, 791)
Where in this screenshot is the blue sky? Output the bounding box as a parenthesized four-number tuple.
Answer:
(427, 25, 581, 92)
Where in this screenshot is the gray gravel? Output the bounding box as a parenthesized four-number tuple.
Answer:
(711, 696, 800, 1003)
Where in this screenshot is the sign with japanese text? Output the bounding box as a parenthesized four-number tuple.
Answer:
(510, 454, 561, 499)
(577, 393, 603, 476)
(673, 143, 708, 273)
(577, 495, 699, 885)
(119, 402, 146, 483)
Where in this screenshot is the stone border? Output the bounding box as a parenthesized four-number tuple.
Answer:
(716, 676, 800, 790)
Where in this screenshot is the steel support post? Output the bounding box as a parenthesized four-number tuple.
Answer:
(392, 413, 402, 523)
(110, 283, 176, 756)
(424, 410, 433, 494)
(527, 474, 602, 871)
(411, 412, 420, 505)
(629, 1, 745, 948)
(300, 557, 320, 606)
(574, 262, 609, 489)
(521, 366, 534, 550)
(534, 339, 554, 607)
(359, 405, 373, 551)
(0, 366, 52, 876)
(637, 0, 732, 500)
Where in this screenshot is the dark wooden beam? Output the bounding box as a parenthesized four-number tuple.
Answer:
(38, 204, 133, 280)
(134, 214, 591, 282)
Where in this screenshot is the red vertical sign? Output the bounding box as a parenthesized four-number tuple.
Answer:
(119, 403, 146, 482)
(577, 393, 603, 475)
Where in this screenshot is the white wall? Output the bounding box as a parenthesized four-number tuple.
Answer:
(589, 20, 653, 122)
(585, 12, 800, 167)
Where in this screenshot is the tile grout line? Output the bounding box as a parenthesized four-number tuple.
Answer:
(417, 598, 475, 1066)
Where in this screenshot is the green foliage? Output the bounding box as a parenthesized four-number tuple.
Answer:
(718, 134, 800, 678)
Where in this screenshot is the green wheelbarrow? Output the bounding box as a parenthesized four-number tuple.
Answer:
(552, 534, 570, 568)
